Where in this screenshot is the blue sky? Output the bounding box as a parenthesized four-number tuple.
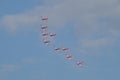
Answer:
(0, 0, 120, 80)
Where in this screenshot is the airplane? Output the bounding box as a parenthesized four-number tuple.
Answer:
(41, 25, 48, 30)
(43, 39, 50, 45)
(62, 47, 69, 52)
(42, 33, 49, 38)
(65, 54, 73, 60)
(54, 46, 61, 51)
(49, 33, 56, 37)
(76, 61, 84, 67)
(41, 16, 48, 21)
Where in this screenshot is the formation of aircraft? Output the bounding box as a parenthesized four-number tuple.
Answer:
(40, 16, 84, 68)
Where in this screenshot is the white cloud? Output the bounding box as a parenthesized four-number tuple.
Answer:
(2, 11, 40, 32)
(1, 0, 120, 49)
(0, 64, 19, 72)
(1, 0, 120, 31)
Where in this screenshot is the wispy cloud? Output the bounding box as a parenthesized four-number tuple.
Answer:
(0, 64, 20, 72)
(1, 0, 120, 49)
(1, 0, 120, 31)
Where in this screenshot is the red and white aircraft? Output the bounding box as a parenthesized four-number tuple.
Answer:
(53, 46, 61, 51)
(41, 16, 48, 22)
(65, 54, 73, 60)
(43, 39, 50, 46)
(62, 47, 69, 52)
(49, 33, 56, 37)
(42, 32, 49, 38)
(41, 25, 48, 31)
(76, 61, 84, 67)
